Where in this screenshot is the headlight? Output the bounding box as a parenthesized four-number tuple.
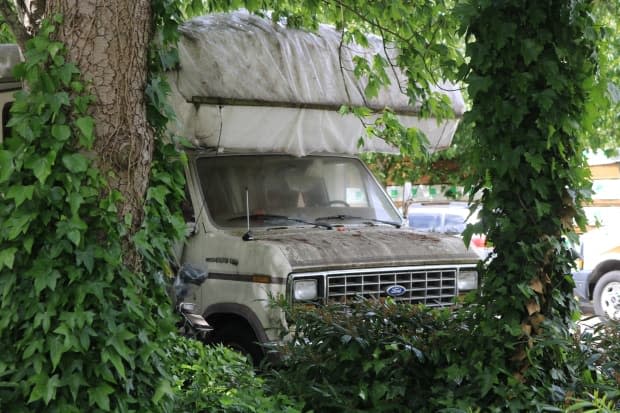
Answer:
(293, 279, 318, 301)
(458, 270, 478, 291)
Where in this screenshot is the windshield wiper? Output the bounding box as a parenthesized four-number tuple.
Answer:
(228, 214, 332, 229)
(314, 215, 401, 228)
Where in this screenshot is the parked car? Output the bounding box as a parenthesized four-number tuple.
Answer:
(571, 227, 620, 320)
(407, 202, 492, 259)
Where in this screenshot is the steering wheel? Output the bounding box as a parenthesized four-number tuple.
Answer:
(328, 200, 350, 207)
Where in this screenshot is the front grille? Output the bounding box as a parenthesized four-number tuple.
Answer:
(326, 268, 457, 307)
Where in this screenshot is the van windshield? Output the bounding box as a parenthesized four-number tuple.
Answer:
(196, 154, 401, 228)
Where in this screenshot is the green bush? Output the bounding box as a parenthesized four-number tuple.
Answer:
(264, 300, 620, 413)
(586, 318, 620, 388)
(266, 299, 456, 412)
(168, 335, 303, 413)
(562, 317, 620, 412)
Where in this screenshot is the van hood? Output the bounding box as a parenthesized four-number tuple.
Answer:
(246, 227, 478, 271)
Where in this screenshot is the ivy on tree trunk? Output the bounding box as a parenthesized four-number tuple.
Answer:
(457, 0, 599, 405)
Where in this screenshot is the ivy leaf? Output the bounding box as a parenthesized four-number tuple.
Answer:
(102, 349, 126, 380)
(25, 154, 54, 184)
(88, 384, 114, 411)
(521, 39, 544, 65)
(51, 124, 71, 141)
(152, 379, 173, 404)
(34, 269, 61, 295)
(147, 186, 169, 205)
(5, 185, 34, 207)
(76, 247, 95, 273)
(24, 236, 34, 254)
(49, 336, 67, 371)
(28, 373, 60, 405)
(62, 153, 89, 173)
(0, 150, 15, 183)
(5, 213, 36, 240)
(75, 117, 95, 147)
(58, 62, 79, 86)
(68, 192, 84, 216)
(0, 247, 17, 270)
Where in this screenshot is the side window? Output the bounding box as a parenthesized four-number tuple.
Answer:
(444, 213, 466, 234)
(2, 102, 12, 142)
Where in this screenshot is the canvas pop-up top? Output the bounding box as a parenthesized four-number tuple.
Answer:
(0, 12, 480, 364)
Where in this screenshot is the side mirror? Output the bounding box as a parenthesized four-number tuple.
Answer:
(179, 264, 208, 285)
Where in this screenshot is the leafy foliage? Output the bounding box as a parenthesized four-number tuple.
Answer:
(268, 299, 457, 413)
(0, 15, 15, 43)
(455, 0, 601, 408)
(0, 17, 176, 412)
(577, 318, 620, 393)
(136, 0, 188, 275)
(586, 1, 620, 153)
(169, 336, 303, 412)
(268, 299, 620, 412)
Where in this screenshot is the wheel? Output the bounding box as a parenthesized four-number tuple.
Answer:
(205, 323, 264, 366)
(328, 200, 350, 207)
(593, 270, 620, 320)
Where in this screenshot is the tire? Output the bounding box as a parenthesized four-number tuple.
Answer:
(206, 323, 264, 366)
(593, 270, 620, 320)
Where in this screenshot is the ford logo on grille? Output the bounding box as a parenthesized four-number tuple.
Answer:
(386, 285, 406, 297)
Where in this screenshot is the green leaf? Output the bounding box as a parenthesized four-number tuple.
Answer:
(6, 185, 35, 207)
(34, 269, 61, 295)
(58, 62, 78, 86)
(51, 124, 71, 141)
(66, 373, 87, 402)
(24, 236, 34, 254)
(28, 373, 60, 405)
(49, 336, 65, 370)
(25, 154, 54, 184)
(0, 150, 14, 183)
(75, 117, 95, 147)
(76, 247, 95, 273)
(5, 212, 36, 240)
(88, 384, 114, 411)
(102, 349, 126, 380)
(68, 192, 84, 216)
(147, 186, 169, 205)
(62, 153, 89, 173)
(152, 379, 174, 404)
(521, 39, 544, 65)
(0, 248, 17, 270)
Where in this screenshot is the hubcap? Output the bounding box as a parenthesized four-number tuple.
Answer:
(601, 281, 620, 320)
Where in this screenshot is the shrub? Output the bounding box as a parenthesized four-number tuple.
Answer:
(265, 299, 620, 413)
(168, 335, 303, 413)
(562, 317, 620, 412)
(265, 299, 456, 412)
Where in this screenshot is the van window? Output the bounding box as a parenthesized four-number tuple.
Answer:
(196, 154, 400, 227)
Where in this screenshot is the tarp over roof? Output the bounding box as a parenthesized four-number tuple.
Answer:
(169, 11, 465, 156)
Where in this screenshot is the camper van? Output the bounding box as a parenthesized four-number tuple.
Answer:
(0, 12, 480, 363)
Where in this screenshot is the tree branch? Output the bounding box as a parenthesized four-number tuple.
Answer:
(0, 0, 31, 49)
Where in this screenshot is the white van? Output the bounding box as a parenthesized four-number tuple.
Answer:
(168, 13, 479, 362)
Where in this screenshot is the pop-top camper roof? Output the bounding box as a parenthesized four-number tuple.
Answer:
(169, 12, 465, 156)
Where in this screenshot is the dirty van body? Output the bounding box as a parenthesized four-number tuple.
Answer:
(165, 12, 480, 363)
(179, 151, 479, 363)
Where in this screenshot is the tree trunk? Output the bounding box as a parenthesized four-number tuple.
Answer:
(45, 0, 153, 270)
